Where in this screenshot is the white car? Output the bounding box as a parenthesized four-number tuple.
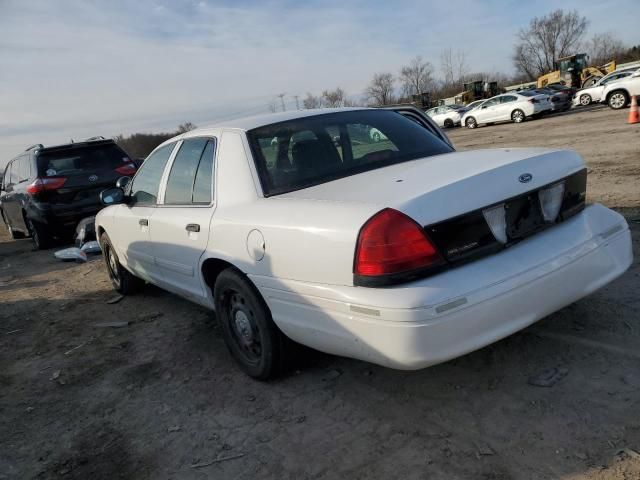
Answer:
(425, 105, 464, 128)
(461, 92, 552, 128)
(96, 107, 632, 379)
(573, 69, 636, 106)
(601, 69, 640, 109)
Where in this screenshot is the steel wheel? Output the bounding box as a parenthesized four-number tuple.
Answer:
(608, 92, 627, 110)
(512, 109, 525, 123)
(225, 289, 262, 365)
(213, 268, 287, 379)
(579, 94, 591, 106)
(105, 242, 122, 290)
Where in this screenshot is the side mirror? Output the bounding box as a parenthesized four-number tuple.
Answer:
(100, 187, 125, 206)
(116, 176, 131, 189)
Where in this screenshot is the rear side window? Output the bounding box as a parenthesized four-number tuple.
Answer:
(38, 143, 129, 177)
(164, 138, 215, 205)
(501, 95, 517, 103)
(248, 110, 453, 196)
(130, 143, 175, 205)
(18, 156, 31, 182)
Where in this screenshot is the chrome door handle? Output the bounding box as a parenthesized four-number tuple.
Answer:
(139, 218, 148, 226)
(186, 223, 200, 232)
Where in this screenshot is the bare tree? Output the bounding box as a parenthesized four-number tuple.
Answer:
(440, 48, 468, 88)
(399, 56, 435, 97)
(321, 87, 346, 108)
(513, 9, 589, 79)
(176, 122, 196, 133)
(587, 32, 626, 66)
(366, 73, 395, 105)
(302, 92, 322, 109)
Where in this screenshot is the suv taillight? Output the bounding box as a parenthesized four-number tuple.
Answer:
(354, 208, 444, 285)
(115, 162, 136, 176)
(26, 177, 67, 195)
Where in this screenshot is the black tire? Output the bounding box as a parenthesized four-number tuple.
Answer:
(26, 217, 51, 250)
(511, 109, 526, 123)
(607, 90, 628, 110)
(579, 94, 592, 106)
(444, 118, 454, 128)
(214, 268, 287, 380)
(465, 117, 477, 129)
(100, 232, 144, 294)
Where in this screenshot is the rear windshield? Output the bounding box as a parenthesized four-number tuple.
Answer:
(247, 110, 454, 196)
(38, 143, 129, 176)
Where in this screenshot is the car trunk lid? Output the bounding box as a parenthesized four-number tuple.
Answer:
(278, 148, 585, 226)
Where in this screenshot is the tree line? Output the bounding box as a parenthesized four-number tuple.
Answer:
(299, 9, 639, 108)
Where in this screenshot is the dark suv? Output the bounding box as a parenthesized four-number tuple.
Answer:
(0, 138, 135, 249)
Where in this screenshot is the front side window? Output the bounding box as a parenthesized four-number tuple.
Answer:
(164, 138, 215, 205)
(483, 98, 500, 108)
(130, 143, 175, 205)
(248, 110, 453, 196)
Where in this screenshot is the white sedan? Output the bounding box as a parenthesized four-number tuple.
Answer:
(96, 107, 632, 379)
(425, 105, 464, 128)
(461, 92, 552, 128)
(572, 69, 636, 106)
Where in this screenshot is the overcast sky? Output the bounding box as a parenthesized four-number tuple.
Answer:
(1, 0, 637, 166)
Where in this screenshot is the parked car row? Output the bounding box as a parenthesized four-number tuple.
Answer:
(0, 138, 137, 248)
(572, 67, 640, 108)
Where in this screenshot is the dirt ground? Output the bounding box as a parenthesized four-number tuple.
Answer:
(1, 106, 640, 480)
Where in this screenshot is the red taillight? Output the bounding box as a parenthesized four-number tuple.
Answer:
(354, 208, 443, 277)
(115, 162, 136, 176)
(26, 177, 67, 195)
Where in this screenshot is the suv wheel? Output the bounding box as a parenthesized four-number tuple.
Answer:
(26, 217, 51, 249)
(608, 91, 628, 110)
(214, 268, 287, 380)
(100, 232, 144, 294)
(579, 94, 592, 106)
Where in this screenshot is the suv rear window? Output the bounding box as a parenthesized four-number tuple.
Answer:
(38, 143, 129, 176)
(247, 110, 453, 196)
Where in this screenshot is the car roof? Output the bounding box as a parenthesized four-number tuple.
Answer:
(193, 107, 371, 133)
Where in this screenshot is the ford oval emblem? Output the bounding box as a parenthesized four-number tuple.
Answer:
(518, 173, 533, 183)
(89, 174, 98, 182)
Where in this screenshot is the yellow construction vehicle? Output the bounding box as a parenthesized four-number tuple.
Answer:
(537, 53, 616, 89)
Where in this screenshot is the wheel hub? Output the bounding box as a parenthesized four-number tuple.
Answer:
(233, 310, 253, 343)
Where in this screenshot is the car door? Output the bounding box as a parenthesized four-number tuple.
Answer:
(496, 95, 518, 121)
(110, 142, 176, 284)
(476, 97, 500, 122)
(12, 154, 34, 232)
(1, 160, 17, 227)
(149, 137, 216, 300)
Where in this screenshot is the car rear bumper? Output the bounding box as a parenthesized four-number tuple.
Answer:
(252, 204, 632, 369)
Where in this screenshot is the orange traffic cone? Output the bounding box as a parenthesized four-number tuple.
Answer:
(628, 95, 639, 124)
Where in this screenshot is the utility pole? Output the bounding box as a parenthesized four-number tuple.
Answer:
(294, 95, 300, 110)
(277, 93, 286, 111)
